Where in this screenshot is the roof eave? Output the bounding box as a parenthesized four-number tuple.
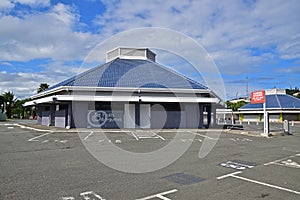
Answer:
(31, 86, 214, 99)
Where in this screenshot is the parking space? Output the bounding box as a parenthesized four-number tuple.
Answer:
(0, 121, 299, 199)
(216, 153, 300, 199)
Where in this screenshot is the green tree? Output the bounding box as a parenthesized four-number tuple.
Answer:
(12, 98, 33, 119)
(2, 91, 17, 118)
(0, 95, 4, 113)
(226, 100, 248, 111)
(37, 83, 49, 93)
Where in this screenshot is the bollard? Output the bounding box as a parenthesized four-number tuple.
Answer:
(291, 120, 294, 126)
(248, 120, 250, 125)
(283, 120, 290, 135)
(256, 121, 259, 125)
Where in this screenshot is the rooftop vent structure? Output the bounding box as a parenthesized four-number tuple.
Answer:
(106, 47, 156, 63)
(265, 88, 286, 95)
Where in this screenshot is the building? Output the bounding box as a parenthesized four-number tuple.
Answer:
(237, 89, 300, 122)
(228, 97, 250, 104)
(24, 47, 222, 129)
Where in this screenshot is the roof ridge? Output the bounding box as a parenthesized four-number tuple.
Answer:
(147, 59, 208, 90)
(275, 94, 282, 108)
(46, 61, 109, 90)
(72, 61, 113, 85)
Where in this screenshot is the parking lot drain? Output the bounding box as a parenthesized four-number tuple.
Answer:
(162, 173, 205, 185)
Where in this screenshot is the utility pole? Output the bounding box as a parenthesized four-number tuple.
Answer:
(246, 74, 249, 98)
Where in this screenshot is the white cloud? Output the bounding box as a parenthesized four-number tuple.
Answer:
(0, 1, 14, 12)
(0, 62, 91, 98)
(0, 0, 50, 13)
(13, 0, 50, 7)
(1, 61, 13, 66)
(95, 0, 300, 72)
(0, 3, 100, 61)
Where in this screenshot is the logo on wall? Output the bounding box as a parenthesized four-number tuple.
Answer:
(87, 110, 108, 127)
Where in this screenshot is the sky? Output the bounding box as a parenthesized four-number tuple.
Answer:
(0, 0, 300, 100)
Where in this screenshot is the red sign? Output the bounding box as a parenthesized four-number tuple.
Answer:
(251, 90, 265, 104)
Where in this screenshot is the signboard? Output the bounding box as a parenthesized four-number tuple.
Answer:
(250, 90, 269, 136)
(251, 90, 265, 104)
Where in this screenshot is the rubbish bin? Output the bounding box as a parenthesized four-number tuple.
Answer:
(283, 120, 290, 135)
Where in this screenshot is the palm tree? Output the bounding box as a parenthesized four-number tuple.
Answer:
(37, 83, 49, 93)
(2, 91, 17, 118)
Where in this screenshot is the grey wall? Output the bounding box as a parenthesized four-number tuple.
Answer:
(124, 104, 135, 128)
(41, 111, 50, 126)
(185, 103, 200, 128)
(72, 102, 89, 128)
(55, 110, 67, 128)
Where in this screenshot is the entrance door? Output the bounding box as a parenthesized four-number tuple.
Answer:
(140, 104, 151, 128)
(124, 104, 135, 128)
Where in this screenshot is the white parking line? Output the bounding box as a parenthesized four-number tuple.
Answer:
(264, 153, 300, 166)
(217, 171, 300, 195)
(13, 123, 53, 132)
(130, 131, 139, 141)
(84, 131, 94, 141)
(136, 189, 178, 200)
(80, 191, 105, 200)
(138, 136, 159, 139)
(131, 131, 165, 141)
(28, 132, 51, 142)
(270, 162, 300, 168)
(217, 171, 242, 180)
(153, 132, 165, 141)
(188, 131, 216, 140)
(62, 197, 75, 200)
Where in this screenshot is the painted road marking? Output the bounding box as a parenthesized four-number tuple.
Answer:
(264, 153, 300, 168)
(27, 132, 68, 143)
(130, 131, 139, 141)
(84, 131, 94, 141)
(229, 138, 253, 142)
(115, 139, 122, 144)
(13, 123, 53, 132)
(62, 191, 105, 200)
(80, 191, 105, 200)
(154, 132, 166, 141)
(217, 171, 300, 195)
(131, 131, 165, 141)
(217, 171, 242, 180)
(219, 160, 256, 170)
(28, 132, 51, 142)
(280, 159, 300, 168)
(180, 138, 202, 143)
(7, 126, 14, 129)
(136, 189, 178, 200)
(188, 131, 217, 140)
(62, 197, 75, 200)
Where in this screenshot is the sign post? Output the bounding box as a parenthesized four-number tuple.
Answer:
(251, 90, 268, 136)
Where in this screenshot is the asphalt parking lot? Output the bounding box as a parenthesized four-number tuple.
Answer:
(0, 121, 299, 200)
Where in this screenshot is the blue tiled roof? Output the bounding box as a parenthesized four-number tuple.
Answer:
(48, 58, 207, 90)
(239, 94, 300, 110)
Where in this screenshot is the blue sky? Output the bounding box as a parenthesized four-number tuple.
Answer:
(0, 0, 300, 100)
